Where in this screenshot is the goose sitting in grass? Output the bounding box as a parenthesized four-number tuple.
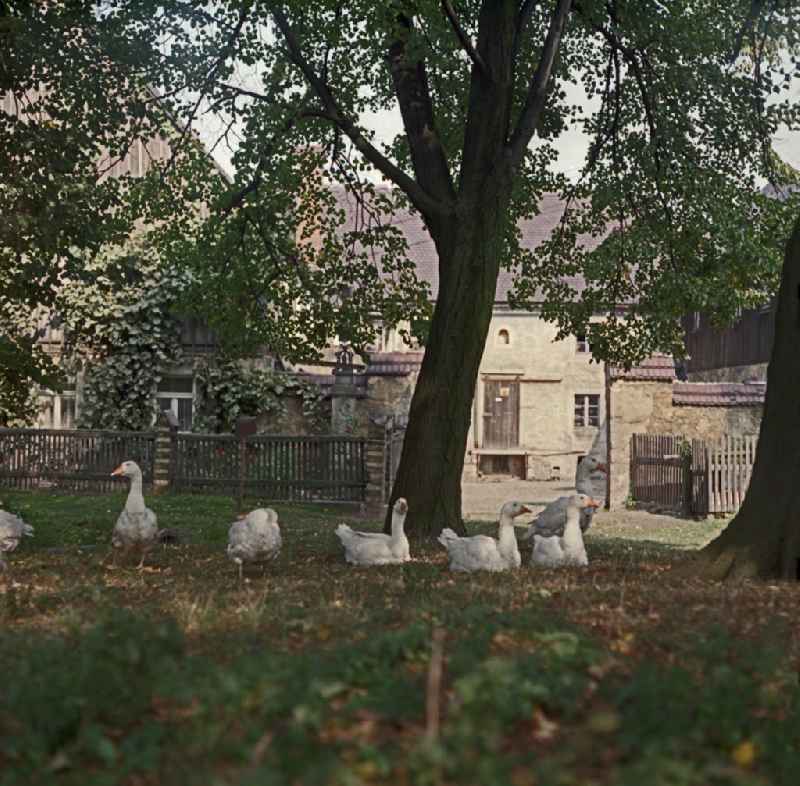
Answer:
(227, 508, 282, 581)
(110, 460, 158, 568)
(0, 507, 34, 574)
(523, 455, 607, 541)
(439, 500, 531, 573)
(336, 497, 410, 566)
(531, 494, 599, 568)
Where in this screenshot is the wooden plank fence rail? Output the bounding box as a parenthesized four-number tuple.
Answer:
(171, 433, 367, 502)
(630, 432, 756, 515)
(0, 428, 156, 492)
(0, 428, 367, 502)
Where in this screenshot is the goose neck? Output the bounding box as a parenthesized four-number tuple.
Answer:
(390, 512, 406, 540)
(126, 472, 146, 514)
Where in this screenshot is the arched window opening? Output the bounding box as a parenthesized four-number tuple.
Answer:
(498, 329, 510, 346)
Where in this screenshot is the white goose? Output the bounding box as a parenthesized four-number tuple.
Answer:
(439, 500, 531, 573)
(110, 460, 158, 568)
(531, 494, 599, 568)
(227, 508, 282, 581)
(336, 497, 410, 566)
(1, 508, 34, 573)
(524, 455, 607, 540)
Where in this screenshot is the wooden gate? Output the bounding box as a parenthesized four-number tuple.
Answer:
(630, 433, 757, 515)
(706, 435, 757, 514)
(629, 434, 708, 514)
(482, 379, 520, 448)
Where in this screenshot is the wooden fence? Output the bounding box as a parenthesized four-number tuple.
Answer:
(172, 433, 367, 502)
(706, 434, 758, 514)
(0, 429, 367, 502)
(0, 428, 156, 492)
(630, 433, 757, 515)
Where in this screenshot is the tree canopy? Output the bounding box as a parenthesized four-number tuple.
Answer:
(4, 1, 799, 367)
(3, 0, 800, 533)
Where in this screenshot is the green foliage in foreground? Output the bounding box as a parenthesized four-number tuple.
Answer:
(2, 491, 799, 785)
(1, 607, 798, 786)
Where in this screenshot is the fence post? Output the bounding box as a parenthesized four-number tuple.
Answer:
(154, 410, 178, 492)
(362, 418, 386, 516)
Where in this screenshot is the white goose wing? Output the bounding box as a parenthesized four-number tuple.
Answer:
(438, 530, 503, 572)
(0, 509, 33, 552)
(336, 524, 396, 565)
(531, 534, 565, 567)
(229, 509, 281, 563)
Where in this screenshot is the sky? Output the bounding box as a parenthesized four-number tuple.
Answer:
(196, 77, 800, 186)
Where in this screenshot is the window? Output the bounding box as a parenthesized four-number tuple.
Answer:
(576, 333, 588, 353)
(574, 394, 600, 427)
(157, 374, 194, 431)
(497, 329, 510, 346)
(40, 377, 78, 429)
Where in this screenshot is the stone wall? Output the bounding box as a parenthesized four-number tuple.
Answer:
(464, 310, 607, 480)
(607, 380, 763, 508)
(255, 395, 331, 436)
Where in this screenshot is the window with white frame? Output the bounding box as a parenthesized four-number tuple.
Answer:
(576, 333, 589, 353)
(157, 374, 194, 431)
(40, 378, 77, 429)
(574, 394, 600, 427)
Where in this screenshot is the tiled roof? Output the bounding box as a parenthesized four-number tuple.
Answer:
(332, 186, 601, 303)
(609, 355, 677, 381)
(672, 382, 766, 407)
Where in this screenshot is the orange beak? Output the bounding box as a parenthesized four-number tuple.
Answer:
(586, 497, 601, 508)
(520, 505, 532, 514)
(110, 465, 124, 477)
(595, 463, 608, 473)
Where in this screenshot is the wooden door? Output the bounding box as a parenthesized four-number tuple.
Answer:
(482, 379, 520, 448)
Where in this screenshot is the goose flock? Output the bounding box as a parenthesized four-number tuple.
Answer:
(0, 453, 606, 578)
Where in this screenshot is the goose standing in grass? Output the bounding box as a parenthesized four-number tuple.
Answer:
(336, 497, 410, 566)
(439, 500, 531, 572)
(524, 455, 607, 540)
(110, 460, 158, 568)
(531, 494, 599, 568)
(0, 508, 34, 574)
(227, 507, 282, 581)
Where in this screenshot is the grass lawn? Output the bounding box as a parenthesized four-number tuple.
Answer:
(2, 490, 800, 786)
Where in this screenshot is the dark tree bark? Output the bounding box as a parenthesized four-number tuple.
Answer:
(682, 215, 800, 580)
(272, 0, 573, 537)
(382, 0, 572, 536)
(387, 191, 512, 535)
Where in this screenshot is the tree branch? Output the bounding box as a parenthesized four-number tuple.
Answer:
(729, 0, 764, 65)
(512, 0, 540, 61)
(386, 11, 457, 207)
(507, 0, 573, 169)
(271, 7, 448, 220)
(441, 0, 489, 78)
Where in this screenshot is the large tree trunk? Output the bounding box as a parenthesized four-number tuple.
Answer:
(386, 190, 511, 536)
(684, 215, 800, 580)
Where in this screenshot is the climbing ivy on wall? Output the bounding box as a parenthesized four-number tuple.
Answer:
(193, 357, 328, 435)
(57, 245, 186, 431)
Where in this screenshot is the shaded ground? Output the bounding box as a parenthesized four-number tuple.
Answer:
(1, 490, 798, 786)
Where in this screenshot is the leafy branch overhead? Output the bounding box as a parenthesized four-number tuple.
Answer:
(77, 0, 800, 364)
(5, 1, 800, 376)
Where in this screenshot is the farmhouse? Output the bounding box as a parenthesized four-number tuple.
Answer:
(312, 188, 612, 481)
